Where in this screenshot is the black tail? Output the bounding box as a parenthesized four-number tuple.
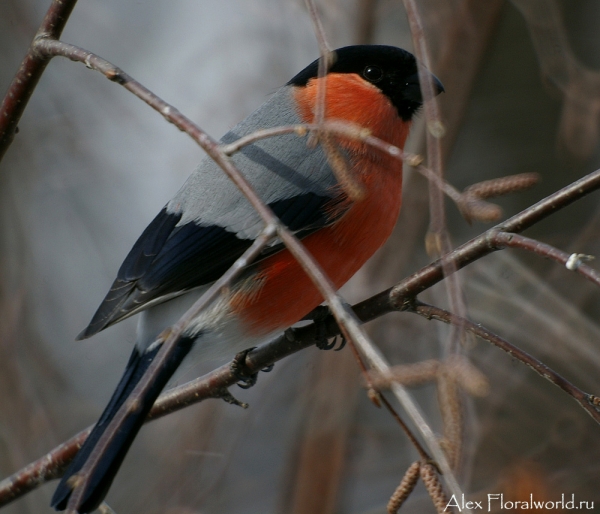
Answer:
(51, 337, 194, 513)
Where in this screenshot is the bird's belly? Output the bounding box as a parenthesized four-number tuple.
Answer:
(137, 285, 280, 367)
(233, 176, 402, 334)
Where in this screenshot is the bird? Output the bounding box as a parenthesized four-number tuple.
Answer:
(51, 44, 443, 513)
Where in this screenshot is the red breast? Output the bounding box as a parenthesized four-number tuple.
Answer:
(232, 74, 410, 334)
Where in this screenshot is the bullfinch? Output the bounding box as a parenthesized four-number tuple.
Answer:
(51, 44, 443, 512)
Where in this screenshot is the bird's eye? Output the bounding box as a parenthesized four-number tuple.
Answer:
(363, 65, 383, 83)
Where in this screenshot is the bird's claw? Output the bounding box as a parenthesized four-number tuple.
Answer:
(334, 334, 347, 351)
(316, 337, 336, 350)
(237, 376, 257, 389)
(305, 306, 346, 351)
(230, 348, 258, 389)
(316, 334, 346, 351)
(230, 347, 274, 389)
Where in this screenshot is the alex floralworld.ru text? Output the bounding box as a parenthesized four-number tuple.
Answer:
(445, 493, 594, 511)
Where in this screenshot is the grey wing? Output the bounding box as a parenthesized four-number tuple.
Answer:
(169, 85, 339, 236)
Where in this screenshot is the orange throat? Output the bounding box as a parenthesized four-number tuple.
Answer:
(233, 74, 410, 334)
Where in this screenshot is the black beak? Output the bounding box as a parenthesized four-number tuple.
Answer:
(432, 73, 444, 95)
(403, 71, 444, 102)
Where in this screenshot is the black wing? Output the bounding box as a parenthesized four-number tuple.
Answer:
(78, 192, 342, 339)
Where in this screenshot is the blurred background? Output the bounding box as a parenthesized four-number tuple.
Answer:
(1, 0, 600, 512)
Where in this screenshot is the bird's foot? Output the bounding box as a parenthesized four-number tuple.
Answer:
(230, 347, 274, 389)
(303, 305, 346, 351)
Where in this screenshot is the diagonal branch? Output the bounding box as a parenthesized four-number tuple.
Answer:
(362, 168, 600, 317)
(220, 121, 506, 223)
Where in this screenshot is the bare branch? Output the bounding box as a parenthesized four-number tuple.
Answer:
(492, 232, 600, 288)
(409, 301, 600, 424)
(0, 0, 79, 161)
(0, 429, 87, 507)
(402, 0, 447, 248)
(377, 393, 431, 461)
(303, 0, 333, 144)
(219, 120, 506, 223)
(403, 7, 468, 454)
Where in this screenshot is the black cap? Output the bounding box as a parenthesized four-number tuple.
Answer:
(288, 45, 444, 121)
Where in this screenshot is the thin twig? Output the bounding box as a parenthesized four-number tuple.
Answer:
(0, 0, 79, 161)
(402, 3, 468, 468)
(492, 232, 600, 288)
(303, 0, 333, 135)
(409, 301, 600, 424)
(402, 0, 447, 251)
(378, 393, 431, 461)
(303, 0, 365, 199)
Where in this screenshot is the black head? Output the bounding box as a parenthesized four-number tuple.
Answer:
(288, 45, 444, 122)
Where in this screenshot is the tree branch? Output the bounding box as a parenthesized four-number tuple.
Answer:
(407, 301, 600, 424)
(0, 0, 79, 161)
(358, 168, 600, 318)
(491, 232, 600, 287)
